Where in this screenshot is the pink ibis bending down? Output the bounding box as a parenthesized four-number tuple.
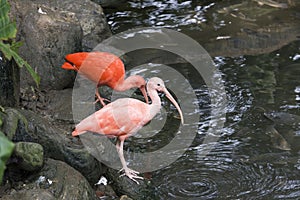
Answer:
(72, 77, 184, 184)
(61, 52, 149, 106)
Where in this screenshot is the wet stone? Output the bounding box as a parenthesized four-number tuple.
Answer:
(1, 158, 97, 200)
(106, 168, 149, 199)
(10, 0, 111, 90)
(95, 184, 118, 199)
(1, 189, 55, 200)
(14, 142, 44, 171)
(19, 108, 104, 184)
(120, 195, 134, 200)
(1, 108, 29, 141)
(0, 51, 19, 107)
(1, 108, 103, 184)
(266, 126, 291, 151)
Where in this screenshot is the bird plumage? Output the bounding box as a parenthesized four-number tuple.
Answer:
(71, 77, 184, 184)
(61, 51, 148, 106)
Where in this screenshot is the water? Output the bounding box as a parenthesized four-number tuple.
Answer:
(103, 0, 300, 199)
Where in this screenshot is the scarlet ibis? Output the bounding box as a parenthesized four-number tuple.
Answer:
(61, 52, 149, 106)
(72, 77, 184, 184)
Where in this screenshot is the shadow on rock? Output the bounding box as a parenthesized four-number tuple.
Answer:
(1, 108, 103, 184)
(1, 158, 97, 200)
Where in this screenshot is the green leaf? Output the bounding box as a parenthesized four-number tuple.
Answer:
(0, 1, 10, 18)
(0, 131, 15, 184)
(0, 42, 40, 85)
(0, 1, 16, 40)
(13, 53, 41, 85)
(0, 0, 40, 86)
(0, 41, 12, 60)
(10, 41, 23, 52)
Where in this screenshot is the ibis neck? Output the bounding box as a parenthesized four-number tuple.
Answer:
(148, 88, 161, 118)
(113, 76, 134, 91)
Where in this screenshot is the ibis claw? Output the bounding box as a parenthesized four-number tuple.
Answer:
(93, 96, 110, 106)
(95, 89, 111, 106)
(119, 167, 143, 184)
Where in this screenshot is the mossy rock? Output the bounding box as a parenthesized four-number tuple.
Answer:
(1, 108, 28, 141)
(14, 142, 44, 171)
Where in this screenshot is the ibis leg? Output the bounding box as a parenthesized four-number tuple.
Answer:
(116, 138, 143, 184)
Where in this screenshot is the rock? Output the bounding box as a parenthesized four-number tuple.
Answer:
(21, 109, 103, 184)
(14, 142, 44, 171)
(37, 0, 112, 51)
(0, 51, 20, 107)
(264, 111, 300, 127)
(266, 125, 291, 151)
(1, 108, 103, 184)
(1, 108, 28, 141)
(106, 168, 149, 199)
(1, 189, 56, 200)
(95, 184, 118, 199)
(204, 1, 300, 57)
(120, 195, 134, 200)
(39, 159, 97, 199)
(91, 0, 127, 8)
(46, 88, 73, 123)
(1, 158, 97, 200)
(10, 0, 111, 90)
(10, 0, 81, 90)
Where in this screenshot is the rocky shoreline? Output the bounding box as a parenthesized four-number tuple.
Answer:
(1, 0, 146, 199)
(3, 0, 299, 199)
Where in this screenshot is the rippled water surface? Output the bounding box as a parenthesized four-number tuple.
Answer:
(103, 0, 300, 199)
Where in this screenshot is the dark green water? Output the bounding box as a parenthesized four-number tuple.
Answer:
(104, 0, 300, 199)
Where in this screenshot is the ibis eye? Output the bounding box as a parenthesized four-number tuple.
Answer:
(157, 83, 160, 86)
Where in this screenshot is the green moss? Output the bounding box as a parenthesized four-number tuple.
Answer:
(14, 142, 44, 171)
(1, 108, 28, 140)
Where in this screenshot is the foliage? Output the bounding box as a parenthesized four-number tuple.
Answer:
(0, 132, 14, 184)
(0, 0, 40, 85)
(0, 111, 15, 184)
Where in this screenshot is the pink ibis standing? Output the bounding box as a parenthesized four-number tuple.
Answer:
(61, 52, 149, 106)
(72, 77, 184, 183)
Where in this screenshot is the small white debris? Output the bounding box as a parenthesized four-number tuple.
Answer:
(36, 176, 53, 185)
(292, 54, 300, 61)
(36, 175, 46, 184)
(295, 86, 300, 94)
(295, 159, 300, 170)
(38, 7, 47, 15)
(95, 176, 108, 186)
(47, 179, 53, 185)
(216, 36, 231, 40)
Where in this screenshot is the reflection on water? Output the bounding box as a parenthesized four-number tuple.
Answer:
(106, 0, 300, 57)
(103, 0, 300, 199)
(152, 141, 296, 199)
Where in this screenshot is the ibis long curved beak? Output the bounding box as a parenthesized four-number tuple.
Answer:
(61, 52, 89, 71)
(162, 88, 184, 124)
(61, 62, 76, 70)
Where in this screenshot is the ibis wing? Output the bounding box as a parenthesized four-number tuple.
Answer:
(79, 52, 125, 86)
(95, 98, 149, 137)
